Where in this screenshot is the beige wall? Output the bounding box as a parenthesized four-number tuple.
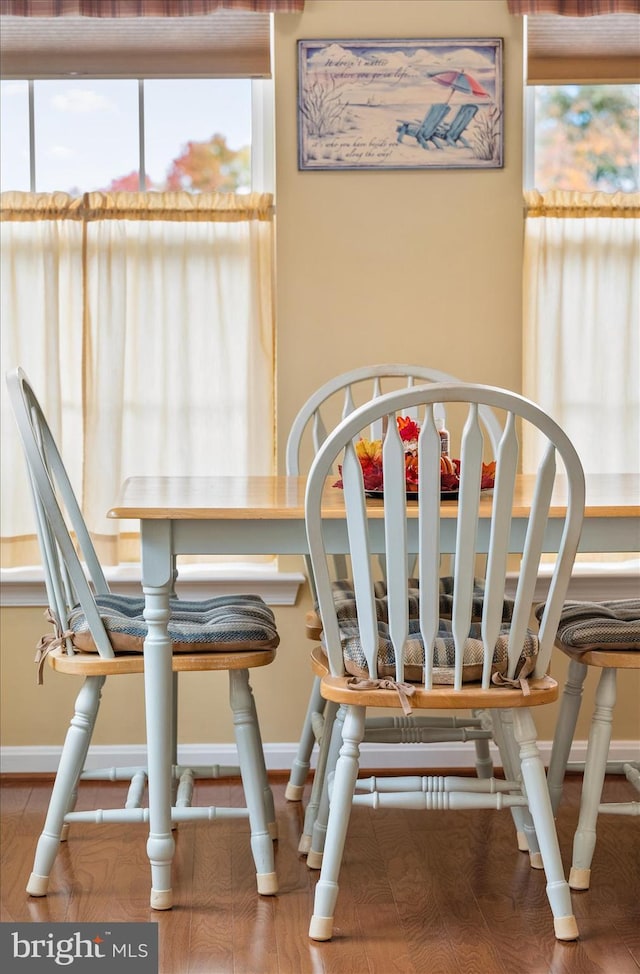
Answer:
(1, 1, 638, 757)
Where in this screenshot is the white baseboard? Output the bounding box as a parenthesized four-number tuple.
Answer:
(2, 740, 639, 776)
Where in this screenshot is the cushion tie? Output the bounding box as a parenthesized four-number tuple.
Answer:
(491, 672, 532, 696)
(491, 672, 556, 695)
(35, 610, 73, 686)
(346, 677, 416, 715)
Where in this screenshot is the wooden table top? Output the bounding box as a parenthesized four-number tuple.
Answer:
(109, 473, 640, 522)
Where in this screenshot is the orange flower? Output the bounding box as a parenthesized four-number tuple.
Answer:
(481, 461, 496, 490)
(405, 453, 419, 486)
(397, 415, 420, 443)
(354, 438, 384, 490)
(355, 438, 382, 464)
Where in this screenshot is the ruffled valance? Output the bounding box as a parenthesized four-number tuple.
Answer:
(0, 191, 274, 222)
(0, 1, 304, 15)
(507, 1, 639, 14)
(524, 189, 640, 217)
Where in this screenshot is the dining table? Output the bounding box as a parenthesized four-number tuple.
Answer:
(108, 471, 639, 903)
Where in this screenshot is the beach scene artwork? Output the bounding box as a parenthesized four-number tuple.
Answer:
(298, 38, 503, 171)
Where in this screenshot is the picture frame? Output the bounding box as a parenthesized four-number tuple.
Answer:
(297, 38, 503, 171)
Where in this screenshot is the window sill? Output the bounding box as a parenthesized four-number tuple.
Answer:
(3, 561, 636, 608)
(506, 559, 640, 602)
(0, 563, 306, 608)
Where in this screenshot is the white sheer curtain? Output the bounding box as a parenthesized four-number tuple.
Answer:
(1, 191, 275, 568)
(522, 190, 640, 478)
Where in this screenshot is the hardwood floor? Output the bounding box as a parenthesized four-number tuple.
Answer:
(1, 771, 638, 974)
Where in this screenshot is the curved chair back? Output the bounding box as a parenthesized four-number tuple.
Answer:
(305, 382, 585, 687)
(286, 364, 502, 476)
(7, 367, 115, 658)
(288, 365, 503, 585)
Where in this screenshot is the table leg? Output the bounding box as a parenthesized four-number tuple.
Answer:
(141, 520, 176, 910)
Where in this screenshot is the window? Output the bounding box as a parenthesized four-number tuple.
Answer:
(1, 82, 278, 584)
(522, 76, 639, 483)
(0, 8, 289, 600)
(519, 0, 640, 566)
(1, 78, 254, 194)
(514, 4, 639, 579)
(526, 83, 639, 192)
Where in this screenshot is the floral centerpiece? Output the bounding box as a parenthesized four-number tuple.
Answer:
(335, 415, 496, 494)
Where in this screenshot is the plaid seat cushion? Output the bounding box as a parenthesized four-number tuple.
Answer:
(330, 575, 515, 624)
(69, 593, 280, 655)
(538, 599, 640, 651)
(327, 579, 534, 685)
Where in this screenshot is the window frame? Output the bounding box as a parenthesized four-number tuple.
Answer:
(521, 74, 639, 579)
(5, 75, 274, 195)
(0, 72, 295, 604)
(523, 85, 536, 191)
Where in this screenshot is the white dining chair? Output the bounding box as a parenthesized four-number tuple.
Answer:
(304, 381, 585, 943)
(283, 364, 511, 857)
(6, 367, 280, 909)
(545, 599, 640, 889)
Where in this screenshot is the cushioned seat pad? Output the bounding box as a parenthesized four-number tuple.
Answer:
(334, 618, 538, 685)
(540, 599, 640, 651)
(69, 593, 280, 654)
(330, 575, 515, 624)
(326, 580, 533, 685)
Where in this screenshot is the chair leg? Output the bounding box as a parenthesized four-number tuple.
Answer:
(512, 708, 578, 942)
(229, 669, 278, 895)
(547, 658, 588, 815)
(27, 676, 104, 897)
(472, 709, 494, 779)
(170, 672, 180, 809)
(491, 709, 540, 859)
(570, 667, 617, 891)
(244, 672, 278, 840)
(307, 704, 345, 871)
(299, 700, 339, 855)
(285, 676, 325, 802)
(309, 704, 365, 942)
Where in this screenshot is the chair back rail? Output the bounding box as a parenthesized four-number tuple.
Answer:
(305, 383, 585, 690)
(287, 364, 503, 591)
(286, 363, 503, 475)
(8, 368, 115, 658)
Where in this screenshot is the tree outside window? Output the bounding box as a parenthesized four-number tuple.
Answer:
(533, 84, 639, 193)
